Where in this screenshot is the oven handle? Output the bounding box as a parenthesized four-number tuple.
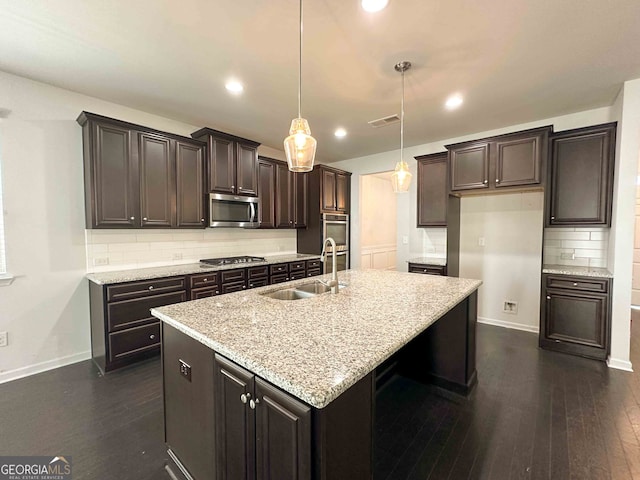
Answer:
(249, 203, 256, 223)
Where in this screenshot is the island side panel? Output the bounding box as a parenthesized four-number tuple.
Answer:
(163, 323, 216, 480)
(313, 371, 374, 480)
(400, 291, 478, 396)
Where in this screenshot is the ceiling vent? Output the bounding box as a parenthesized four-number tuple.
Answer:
(368, 114, 400, 128)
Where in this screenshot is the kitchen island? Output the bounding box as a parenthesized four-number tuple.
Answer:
(152, 269, 481, 480)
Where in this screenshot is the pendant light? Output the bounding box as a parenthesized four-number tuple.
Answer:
(391, 61, 412, 193)
(284, 0, 317, 172)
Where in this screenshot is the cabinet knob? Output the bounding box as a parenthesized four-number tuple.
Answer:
(231, 185, 235, 188)
(238, 187, 243, 190)
(573, 282, 578, 286)
(130, 216, 135, 220)
(483, 179, 488, 184)
(216, 290, 220, 294)
(149, 334, 156, 340)
(551, 216, 555, 220)
(546, 296, 551, 300)
(240, 393, 251, 404)
(249, 398, 260, 409)
(495, 178, 500, 183)
(242, 286, 246, 289)
(143, 217, 148, 221)
(423, 269, 428, 272)
(249, 283, 254, 287)
(201, 218, 205, 222)
(148, 286, 154, 290)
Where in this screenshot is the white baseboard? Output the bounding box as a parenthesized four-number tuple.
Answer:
(478, 316, 540, 334)
(0, 350, 91, 384)
(606, 357, 634, 372)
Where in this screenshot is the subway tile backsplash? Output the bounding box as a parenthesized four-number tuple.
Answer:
(543, 227, 609, 268)
(86, 229, 298, 272)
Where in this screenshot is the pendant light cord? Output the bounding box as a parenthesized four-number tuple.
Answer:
(400, 68, 405, 161)
(298, 0, 303, 119)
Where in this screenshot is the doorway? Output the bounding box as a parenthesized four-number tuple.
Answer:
(359, 171, 397, 270)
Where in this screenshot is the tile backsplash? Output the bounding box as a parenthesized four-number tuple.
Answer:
(413, 227, 447, 257)
(86, 229, 297, 272)
(543, 227, 609, 268)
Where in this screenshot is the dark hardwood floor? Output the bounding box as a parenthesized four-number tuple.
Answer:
(1, 318, 639, 480)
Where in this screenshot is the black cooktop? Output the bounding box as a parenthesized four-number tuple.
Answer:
(200, 256, 266, 266)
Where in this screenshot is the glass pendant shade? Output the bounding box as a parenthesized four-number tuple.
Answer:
(284, 117, 317, 172)
(391, 160, 412, 193)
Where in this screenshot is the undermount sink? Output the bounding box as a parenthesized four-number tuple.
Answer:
(261, 281, 347, 300)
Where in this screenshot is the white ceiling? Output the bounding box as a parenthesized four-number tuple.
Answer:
(1, 0, 639, 162)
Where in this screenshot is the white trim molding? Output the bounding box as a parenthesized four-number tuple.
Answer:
(606, 357, 634, 372)
(478, 316, 540, 334)
(0, 350, 91, 384)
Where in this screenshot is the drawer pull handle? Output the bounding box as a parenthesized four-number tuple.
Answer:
(573, 283, 578, 286)
(148, 286, 154, 290)
(150, 334, 156, 340)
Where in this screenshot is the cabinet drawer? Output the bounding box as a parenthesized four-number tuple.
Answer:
(190, 286, 220, 300)
(108, 322, 160, 362)
(221, 281, 246, 294)
(270, 273, 289, 284)
(289, 261, 306, 272)
(307, 268, 321, 278)
(221, 269, 246, 283)
(247, 265, 269, 279)
(106, 276, 186, 302)
(290, 270, 307, 281)
(107, 291, 186, 332)
(307, 259, 321, 269)
(545, 275, 608, 293)
(189, 272, 219, 289)
(408, 264, 446, 276)
(248, 277, 269, 289)
(270, 264, 289, 275)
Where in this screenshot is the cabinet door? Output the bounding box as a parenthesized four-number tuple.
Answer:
(449, 143, 490, 191)
(293, 172, 308, 228)
(336, 173, 349, 213)
(258, 160, 276, 228)
(544, 289, 608, 350)
(255, 378, 311, 480)
(416, 153, 447, 227)
(215, 354, 256, 480)
(321, 169, 337, 211)
(237, 142, 258, 196)
(494, 131, 545, 188)
(548, 124, 615, 226)
(176, 140, 206, 228)
(275, 162, 293, 228)
(209, 136, 236, 194)
(138, 132, 174, 227)
(90, 122, 138, 227)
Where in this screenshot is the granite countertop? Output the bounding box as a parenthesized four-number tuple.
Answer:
(86, 253, 322, 285)
(542, 264, 613, 279)
(407, 257, 447, 266)
(151, 269, 481, 409)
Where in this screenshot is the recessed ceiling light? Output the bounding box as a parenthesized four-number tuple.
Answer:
(225, 80, 244, 94)
(445, 94, 463, 110)
(361, 0, 389, 12)
(334, 128, 347, 138)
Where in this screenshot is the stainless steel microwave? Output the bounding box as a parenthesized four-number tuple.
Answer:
(209, 193, 259, 228)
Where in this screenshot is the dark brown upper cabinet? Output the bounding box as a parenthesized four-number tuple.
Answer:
(447, 126, 551, 194)
(257, 159, 276, 228)
(310, 165, 351, 214)
(415, 152, 448, 227)
(259, 157, 307, 229)
(191, 128, 260, 197)
(78, 112, 207, 229)
(547, 123, 616, 227)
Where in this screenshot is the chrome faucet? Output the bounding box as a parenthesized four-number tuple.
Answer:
(320, 237, 339, 294)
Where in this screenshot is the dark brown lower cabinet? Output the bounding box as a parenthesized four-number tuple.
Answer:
(539, 274, 611, 360)
(408, 262, 447, 276)
(214, 354, 311, 480)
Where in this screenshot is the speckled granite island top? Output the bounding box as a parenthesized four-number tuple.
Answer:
(151, 269, 481, 409)
(86, 253, 321, 285)
(407, 257, 447, 266)
(542, 264, 613, 278)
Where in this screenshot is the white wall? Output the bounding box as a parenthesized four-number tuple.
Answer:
(460, 192, 544, 333)
(0, 71, 291, 382)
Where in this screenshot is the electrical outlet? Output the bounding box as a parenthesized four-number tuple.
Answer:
(172, 252, 183, 260)
(93, 257, 109, 266)
(503, 301, 518, 315)
(0, 331, 8, 347)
